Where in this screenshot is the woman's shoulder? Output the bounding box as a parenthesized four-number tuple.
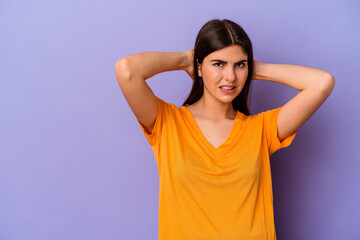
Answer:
(154, 96, 179, 110)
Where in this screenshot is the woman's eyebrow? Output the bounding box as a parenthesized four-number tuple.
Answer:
(210, 59, 248, 63)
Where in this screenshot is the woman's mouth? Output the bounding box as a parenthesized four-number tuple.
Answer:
(219, 86, 236, 93)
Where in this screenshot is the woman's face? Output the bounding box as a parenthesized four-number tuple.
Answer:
(197, 45, 248, 104)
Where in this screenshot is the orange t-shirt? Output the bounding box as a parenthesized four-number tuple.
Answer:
(136, 96, 297, 240)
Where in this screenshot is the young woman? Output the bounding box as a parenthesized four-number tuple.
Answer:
(115, 19, 335, 240)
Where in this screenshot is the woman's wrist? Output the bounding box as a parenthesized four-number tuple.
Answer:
(183, 49, 195, 80)
(178, 51, 190, 71)
(252, 60, 264, 80)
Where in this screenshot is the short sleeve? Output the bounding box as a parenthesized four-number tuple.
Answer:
(263, 106, 298, 156)
(136, 96, 172, 146)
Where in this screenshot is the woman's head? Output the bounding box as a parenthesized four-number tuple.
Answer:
(182, 19, 253, 115)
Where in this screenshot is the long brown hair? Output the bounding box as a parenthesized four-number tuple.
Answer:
(182, 19, 254, 115)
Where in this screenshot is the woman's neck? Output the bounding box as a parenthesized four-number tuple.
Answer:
(188, 97, 237, 120)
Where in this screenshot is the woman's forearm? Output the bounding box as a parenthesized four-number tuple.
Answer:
(253, 61, 334, 91)
(118, 51, 189, 81)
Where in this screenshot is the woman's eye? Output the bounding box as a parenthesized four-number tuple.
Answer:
(213, 62, 245, 67)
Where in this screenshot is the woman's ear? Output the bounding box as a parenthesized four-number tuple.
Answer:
(197, 60, 202, 77)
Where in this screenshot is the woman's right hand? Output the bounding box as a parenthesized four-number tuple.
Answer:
(184, 48, 195, 80)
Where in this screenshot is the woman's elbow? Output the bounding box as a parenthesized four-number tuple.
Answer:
(115, 58, 132, 82)
(319, 72, 335, 93)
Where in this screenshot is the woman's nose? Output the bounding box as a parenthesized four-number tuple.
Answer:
(224, 68, 236, 82)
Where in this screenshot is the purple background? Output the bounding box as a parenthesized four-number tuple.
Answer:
(1, 0, 359, 239)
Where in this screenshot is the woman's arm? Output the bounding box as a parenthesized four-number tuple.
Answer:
(115, 50, 194, 133)
(252, 61, 335, 141)
(252, 61, 334, 91)
(117, 50, 194, 81)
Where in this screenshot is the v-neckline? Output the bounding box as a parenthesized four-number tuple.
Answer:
(181, 105, 240, 152)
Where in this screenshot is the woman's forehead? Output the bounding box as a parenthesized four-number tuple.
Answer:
(205, 45, 247, 61)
